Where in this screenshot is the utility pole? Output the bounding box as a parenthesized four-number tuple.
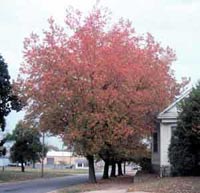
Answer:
(41, 132, 45, 177)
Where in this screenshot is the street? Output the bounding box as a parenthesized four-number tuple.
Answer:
(0, 174, 91, 193)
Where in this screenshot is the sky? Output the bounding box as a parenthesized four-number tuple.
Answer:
(1, 0, 200, 147)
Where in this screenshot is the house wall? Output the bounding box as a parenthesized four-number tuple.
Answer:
(152, 120, 176, 175)
(159, 121, 177, 176)
(160, 123, 172, 166)
(151, 127, 160, 173)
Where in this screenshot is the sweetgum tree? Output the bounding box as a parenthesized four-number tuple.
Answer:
(17, 7, 185, 182)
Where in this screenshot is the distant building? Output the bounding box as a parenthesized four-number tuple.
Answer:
(151, 89, 191, 176)
(0, 157, 10, 167)
(74, 158, 89, 169)
(44, 151, 89, 169)
(0, 141, 13, 167)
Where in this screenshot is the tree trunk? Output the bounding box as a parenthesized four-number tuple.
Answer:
(32, 161, 36, 169)
(102, 159, 109, 179)
(21, 162, 25, 172)
(110, 160, 116, 177)
(86, 155, 96, 183)
(194, 153, 200, 175)
(117, 161, 123, 176)
(123, 161, 126, 174)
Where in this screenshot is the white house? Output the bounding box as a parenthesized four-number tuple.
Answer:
(151, 89, 191, 176)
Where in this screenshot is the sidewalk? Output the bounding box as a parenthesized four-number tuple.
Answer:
(84, 190, 149, 193)
(83, 170, 148, 193)
(84, 190, 127, 193)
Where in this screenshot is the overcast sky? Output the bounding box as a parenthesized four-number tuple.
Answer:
(1, 0, 200, 146)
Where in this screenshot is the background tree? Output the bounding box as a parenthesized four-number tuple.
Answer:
(9, 121, 47, 172)
(0, 54, 21, 158)
(17, 6, 186, 182)
(169, 82, 200, 176)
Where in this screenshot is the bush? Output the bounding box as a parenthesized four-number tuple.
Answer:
(139, 157, 152, 172)
(169, 82, 200, 176)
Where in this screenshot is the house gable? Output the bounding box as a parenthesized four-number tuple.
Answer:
(157, 88, 192, 122)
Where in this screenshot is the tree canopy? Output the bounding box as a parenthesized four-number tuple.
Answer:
(10, 120, 47, 172)
(169, 82, 200, 176)
(16, 6, 186, 182)
(0, 54, 21, 131)
(0, 54, 21, 157)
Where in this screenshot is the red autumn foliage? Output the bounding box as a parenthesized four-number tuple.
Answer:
(17, 7, 186, 157)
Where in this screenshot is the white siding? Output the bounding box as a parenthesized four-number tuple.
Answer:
(160, 123, 172, 166)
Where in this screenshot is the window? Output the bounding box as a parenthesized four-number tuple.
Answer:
(171, 125, 177, 140)
(77, 163, 82, 167)
(171, 126, 177, 135)
(153, 132, 158, 153)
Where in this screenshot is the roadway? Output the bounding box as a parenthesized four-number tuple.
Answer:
(0, 174, 92, 193)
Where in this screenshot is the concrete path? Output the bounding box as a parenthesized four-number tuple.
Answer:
(84, 190, 127, 193)
(84, 190, 149, 193)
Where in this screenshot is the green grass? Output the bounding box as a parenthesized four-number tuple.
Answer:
(0, 167, 88, 183)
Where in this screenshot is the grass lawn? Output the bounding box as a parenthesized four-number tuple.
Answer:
(55, 173, 200, 193)
(0, 167, 88, 183)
